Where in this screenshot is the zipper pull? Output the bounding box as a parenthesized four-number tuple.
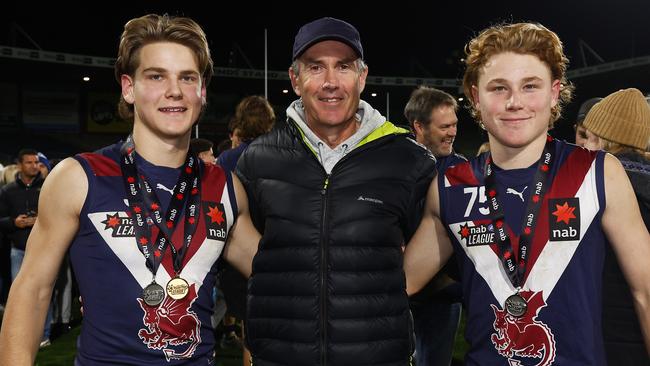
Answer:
(321, 176, 330, 195)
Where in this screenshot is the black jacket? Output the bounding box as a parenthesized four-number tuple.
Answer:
(619, 153, 650, 227)
(237, 120, 435, 366)
(0, 173, 44, 250)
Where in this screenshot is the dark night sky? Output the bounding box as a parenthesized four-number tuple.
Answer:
(2, 1, 650, 157)
(5, 1, 650, 78)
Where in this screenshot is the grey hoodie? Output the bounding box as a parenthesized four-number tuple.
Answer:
(286, 99, 387, 173)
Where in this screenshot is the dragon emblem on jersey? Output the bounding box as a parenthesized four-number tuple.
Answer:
(137, 284, 201, 361)
(490, 291, 556, 366)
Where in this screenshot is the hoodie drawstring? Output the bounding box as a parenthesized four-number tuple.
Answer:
(317, 142, 326, 168)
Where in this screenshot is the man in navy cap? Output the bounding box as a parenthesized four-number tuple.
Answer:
(237, 17, 435, 365)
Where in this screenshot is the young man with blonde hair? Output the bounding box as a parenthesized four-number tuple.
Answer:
(406, 22, 650, 365)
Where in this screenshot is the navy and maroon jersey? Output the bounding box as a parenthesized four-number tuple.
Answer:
(440, 139, 608, 365)
(71, 142, 236, 365)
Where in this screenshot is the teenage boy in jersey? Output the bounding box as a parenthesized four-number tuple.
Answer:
(405, 22, 650, 365)
(0, 14, 259, 365)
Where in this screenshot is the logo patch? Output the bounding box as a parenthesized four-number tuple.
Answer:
(155, 183, 175, 196)
(102, 212, 135, 237)
(357, 195, 384, 205)
(491, 290, 556, 366)
(458, 223, 495, 247)
(548, 198, 580, 241)
(203, 202, 227, 240)
(506, 186, 528, 202)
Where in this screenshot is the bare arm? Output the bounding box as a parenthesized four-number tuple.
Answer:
(601, 154, 650, 355)
(222, 174, 260, 278)
(404, 175, 454, 295)
(0, 158, 87, 365)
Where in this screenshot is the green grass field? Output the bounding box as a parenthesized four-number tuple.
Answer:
(33, 326, 242, 366)
(1, 294, 469, 365)
(21, 314, 470, 365)
(35, 327, 80, 366)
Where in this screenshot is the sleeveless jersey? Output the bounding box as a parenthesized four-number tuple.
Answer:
(71, 142, 237, 365)
(440, 139, 607, 366)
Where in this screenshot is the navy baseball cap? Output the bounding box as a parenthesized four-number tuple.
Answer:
(292, 17, 363, 60)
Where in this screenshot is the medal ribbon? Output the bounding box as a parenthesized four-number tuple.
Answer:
(119, 135, 202, 279)
(484, 136, 555, 289)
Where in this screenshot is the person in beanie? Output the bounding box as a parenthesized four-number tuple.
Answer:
(37, 152, 51, 177)
(405, 22, 650, 365)
(582, 87, 650, 365)
(573, 97, 602, 148)
(583, 88, 650, 154)
(237, 17, 435, 365)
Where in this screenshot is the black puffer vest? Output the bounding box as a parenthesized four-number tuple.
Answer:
(237, 120, 435, 366)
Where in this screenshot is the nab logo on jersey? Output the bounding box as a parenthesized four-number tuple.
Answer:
(458, 223, 495, 246)
(548, 198, 580, 241)
(203, 202, 227, 240)
(102, 212, 134, 237)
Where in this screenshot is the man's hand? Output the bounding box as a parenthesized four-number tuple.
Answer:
(14, 214, 36, 228)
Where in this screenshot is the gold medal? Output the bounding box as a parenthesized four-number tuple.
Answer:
(166, 276, 189, 300)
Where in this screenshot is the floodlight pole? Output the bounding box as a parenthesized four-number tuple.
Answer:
(264, 29, 268, 100)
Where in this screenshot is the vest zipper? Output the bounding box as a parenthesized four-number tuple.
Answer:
(288, 122, 402, 364)
(320, 175, 330, 366)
